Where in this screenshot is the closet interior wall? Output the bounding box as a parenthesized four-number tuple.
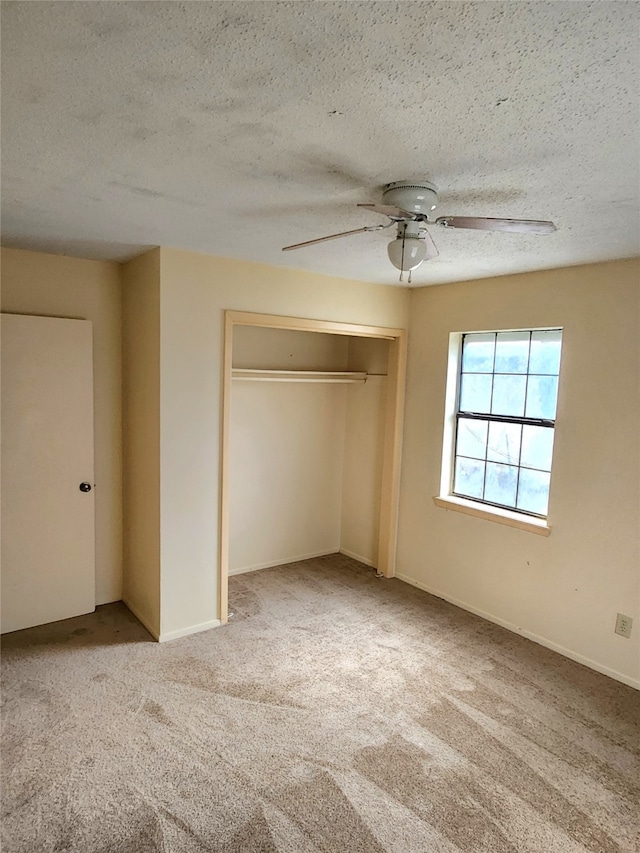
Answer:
(229, 326, 388, 575)
(341, 337, 388, 568)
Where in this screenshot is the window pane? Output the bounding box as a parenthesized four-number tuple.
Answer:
(454, 457, 485, 499)
(459, 373, 492, 413)
(491, 374, 526, 416)
(487, 421, 521, 465)
(456, 417, 488, 460)
(525, 375, 559, 419)
(494, 331, 530, 374)
(453, 327, 561, 517)
(517, 468, 551, 515)
(529, 330, 562, 375)
(484, 462, 518, 507)
(521, 425, 554, 471)
(462, 333, 495, 372)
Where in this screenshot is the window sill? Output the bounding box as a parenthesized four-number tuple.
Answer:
(433, 495, 551, 537)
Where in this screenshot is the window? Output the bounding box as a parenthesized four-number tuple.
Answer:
(451, 329, 562, 518)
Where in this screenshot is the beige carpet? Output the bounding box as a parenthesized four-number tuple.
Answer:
(2, 554, 638, 852)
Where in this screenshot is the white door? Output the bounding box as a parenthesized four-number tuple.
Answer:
(1, 313, 96, 633)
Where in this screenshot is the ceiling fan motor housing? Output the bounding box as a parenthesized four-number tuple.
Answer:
(382, 181, 438, 216)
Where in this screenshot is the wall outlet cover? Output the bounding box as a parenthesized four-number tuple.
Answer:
(614, 613, 633, 638)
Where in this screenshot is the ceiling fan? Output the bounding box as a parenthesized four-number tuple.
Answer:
(282, 180, 557, 282)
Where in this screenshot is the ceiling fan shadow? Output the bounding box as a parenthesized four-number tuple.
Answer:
(437, 187, 527, 207)
(237, 200, 359, 220)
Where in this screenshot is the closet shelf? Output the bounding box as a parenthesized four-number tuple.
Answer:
(232, 368, 368, 384)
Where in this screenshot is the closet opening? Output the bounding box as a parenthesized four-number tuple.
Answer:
(219, 311, 407, 624)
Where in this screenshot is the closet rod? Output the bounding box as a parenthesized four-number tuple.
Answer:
(232, 368, 368, 384)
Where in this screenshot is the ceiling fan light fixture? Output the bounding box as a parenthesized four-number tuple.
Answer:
(387, 235, 428, 271)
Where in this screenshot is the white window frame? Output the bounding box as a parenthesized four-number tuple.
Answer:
(435, 328, 561, 536)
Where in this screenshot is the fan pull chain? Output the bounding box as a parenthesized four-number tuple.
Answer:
(408, 270, 413, 284)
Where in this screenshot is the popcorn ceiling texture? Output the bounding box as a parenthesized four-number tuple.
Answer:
(1, 1, 639, 285)
(2, 556, 639, 852)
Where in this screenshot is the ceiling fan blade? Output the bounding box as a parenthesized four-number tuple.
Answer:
(436, 216, 556, 234)
(282, 226, 373, 251)
(357, 203, 412, 219)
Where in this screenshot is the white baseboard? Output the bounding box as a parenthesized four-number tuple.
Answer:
(121, 597, 159, 641)
(339, 548, 376, 568)
(228, 549, 338, 576)
(158, 618, 221, 643)
(395, 573, 640, 691)
(123, 597, 221, 643)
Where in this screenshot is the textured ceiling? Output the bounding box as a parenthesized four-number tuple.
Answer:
(2, 1, 639, 287)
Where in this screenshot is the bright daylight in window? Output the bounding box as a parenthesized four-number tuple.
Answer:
(453, 329, 562, 517)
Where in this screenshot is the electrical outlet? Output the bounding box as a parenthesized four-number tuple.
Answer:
(614, 613, 633, 638)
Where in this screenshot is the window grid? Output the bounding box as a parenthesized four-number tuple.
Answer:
(452, 330, 561, 518)
(514, 334, 533, 505)
(455, 453, 551, 476)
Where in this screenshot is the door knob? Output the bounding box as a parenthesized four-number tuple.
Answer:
(79, 482, 92, 492)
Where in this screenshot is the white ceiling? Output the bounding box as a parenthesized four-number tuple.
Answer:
(2, 1, 639, 287)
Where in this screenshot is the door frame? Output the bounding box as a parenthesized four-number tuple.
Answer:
(219, 310, 407, 624)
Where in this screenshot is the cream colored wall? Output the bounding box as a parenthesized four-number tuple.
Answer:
(229, 382, 347, 573)
(340, 378, 386, 565)
(229, 328, 395, 575)
(229, 327, 349, 573)
(121, 250, 161, 638)
(397, 258, 640, 687)
(340, 338, 389, 566)
(7, 244, 636, 686)
(232, 326, 349, 370)
(158, 248, 409, 639)
(1, 247, 122, 605)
